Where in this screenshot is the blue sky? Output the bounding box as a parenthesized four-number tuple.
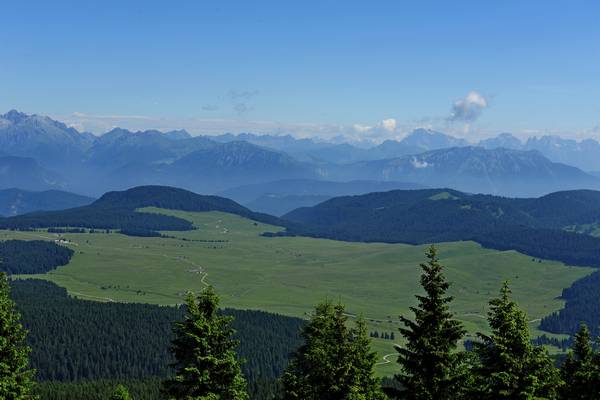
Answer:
(1, 1, 599, 141)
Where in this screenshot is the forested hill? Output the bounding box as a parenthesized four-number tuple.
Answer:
(0, 186, 285, 231)
(282, 188, 600, 267)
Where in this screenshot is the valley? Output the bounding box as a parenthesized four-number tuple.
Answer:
(4, 207, 592, 375)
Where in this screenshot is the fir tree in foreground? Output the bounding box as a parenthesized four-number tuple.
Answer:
(281, 301, 386, 400)
(110, 384, 132, 400)
(162, 286, 248, 400)
(0, 273, 37, 400)
(473, 282, 560, 400)
(560, 323, 600, 399)
(387, 245, 466, 400)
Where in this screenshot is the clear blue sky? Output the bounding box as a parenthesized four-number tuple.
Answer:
(1, 0, 599, 140)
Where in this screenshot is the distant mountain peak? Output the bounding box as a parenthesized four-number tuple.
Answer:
(1, 109, 29, 124)
(402, 128, 469, 147)
(408, 127, 439, 136)
(164, 129, 191, 140)
(478, 133, 523, 150)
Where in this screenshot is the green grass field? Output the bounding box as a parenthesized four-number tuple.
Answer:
(3, 207, 592, 374)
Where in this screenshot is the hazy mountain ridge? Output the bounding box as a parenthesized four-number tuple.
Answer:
(220, 179, 426, 215)
(0, 111, 319, 195)
(331, 147, 597, 197)
(211, 128, 470, 163)
(0, 189, 94, 217)
(1, 110, 599, 197)
(478, 132, 600, 171)
(85, 128, 216, 168)
(0, 156, 65, 191)
(214, 129, 600, 172)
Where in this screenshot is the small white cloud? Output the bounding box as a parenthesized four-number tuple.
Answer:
(352, 124, 372, 133)
(449, 91, 489, 122)
(345, 118, 403, 144)
(410, 157, 432, 169)
(380, 118, 397, 132)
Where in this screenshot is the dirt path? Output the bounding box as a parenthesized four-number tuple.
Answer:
(460, 313, 542, 324)
(162, 254, 210, 287)
(376, 352, 398, 366)
(70, 291, 115, 302)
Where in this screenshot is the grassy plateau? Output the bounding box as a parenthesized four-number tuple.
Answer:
(2, 207, 592, 375)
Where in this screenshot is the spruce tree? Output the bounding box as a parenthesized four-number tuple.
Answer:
(162, 286, 248, 400)
(560, 323, 600, 399)
(473, 282, 560, 399)
(110, 384, 132, 400)
(388, 245, 466, 400)
(347, 317, 387, 400)
(281, 301, 385, 400)
(0, 272, 36, 400)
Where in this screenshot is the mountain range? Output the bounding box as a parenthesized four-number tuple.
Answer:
(2, 109, 600, 198)
(336, 146, 597, 197)
(211, 129, 600, 172)
(479, 132, 600, 172)
(210, 128, 470, 163)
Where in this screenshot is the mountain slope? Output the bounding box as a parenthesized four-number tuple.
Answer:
(85, 128, 216, 168)
(0, 185, 283, 230)
(0, 189, 94, 216)
(0, 156, 65, 191)
(166, 141, 317, 192)
(283, 188, 600, 268)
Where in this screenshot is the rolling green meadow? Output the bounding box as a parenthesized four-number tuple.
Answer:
(2, 207, 593, 374)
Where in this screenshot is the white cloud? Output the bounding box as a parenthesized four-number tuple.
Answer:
(352, 124, 372, 133)
(410, 157, 432, 169)
(380, 118, 397, 132)
(344, 118, 405, 142)
(449, 91, 489, 122)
